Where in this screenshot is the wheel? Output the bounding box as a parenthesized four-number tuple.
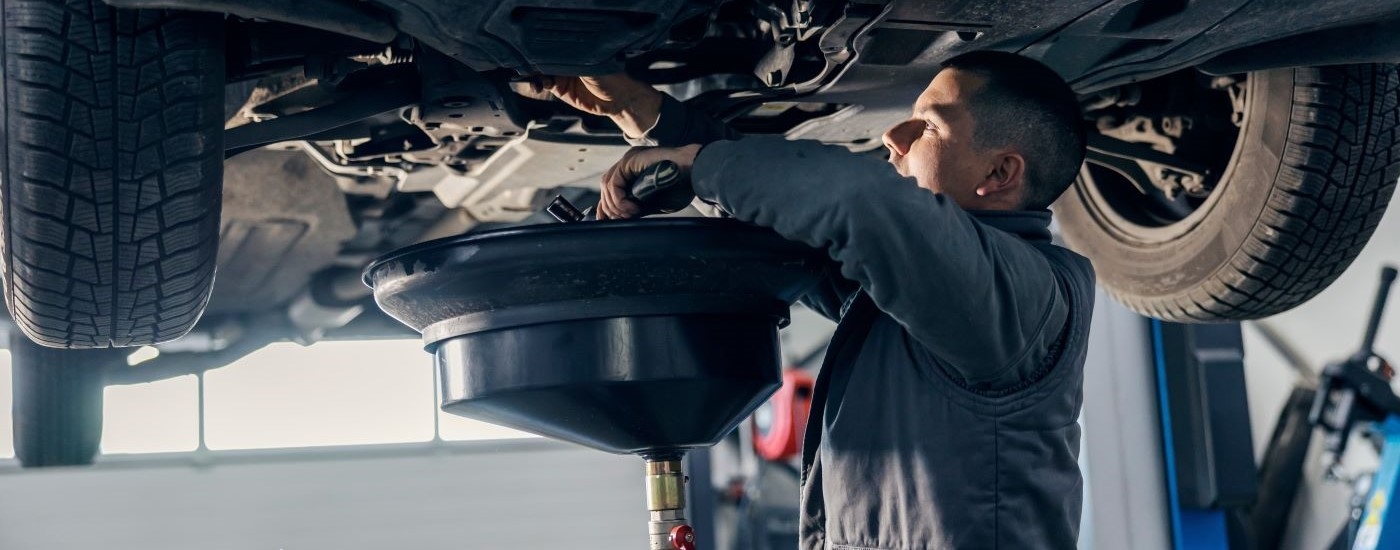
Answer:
(1058, 64, 1400, 322)
(0, 1, 225, 348)
(9, 330, 121, 466)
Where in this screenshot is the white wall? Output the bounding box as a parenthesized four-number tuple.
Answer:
(1079, 289, 1172, 550)
(0, 441, 645, 550)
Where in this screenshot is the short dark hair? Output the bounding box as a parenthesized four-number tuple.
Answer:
(940, 51, 1086, 210)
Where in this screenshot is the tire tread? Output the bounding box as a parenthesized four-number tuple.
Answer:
(1113, 64, 1400, 321)
(0, 0, 223, 347)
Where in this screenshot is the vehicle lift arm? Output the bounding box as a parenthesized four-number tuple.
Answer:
(1309, 266, 1399, 550)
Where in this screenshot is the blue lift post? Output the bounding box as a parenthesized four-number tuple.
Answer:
(1151, 320, 1258, 550)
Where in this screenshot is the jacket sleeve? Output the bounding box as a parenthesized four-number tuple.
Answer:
(625, 94, 741, 147)
(690, 136, 1069, 388)
(629, 94, 855, 320)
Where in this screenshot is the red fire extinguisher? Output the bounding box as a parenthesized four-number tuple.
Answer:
(751, 369, 815, 462)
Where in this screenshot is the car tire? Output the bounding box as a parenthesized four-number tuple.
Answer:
(10, 330, 119, 467)
(0, 0, 225, 348)
(1057, 64, 1400, 322)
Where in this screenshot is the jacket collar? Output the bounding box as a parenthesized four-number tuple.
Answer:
(968, 209, 1053, 243)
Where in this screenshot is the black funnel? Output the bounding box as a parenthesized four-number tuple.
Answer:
(365, 219, 826, 455)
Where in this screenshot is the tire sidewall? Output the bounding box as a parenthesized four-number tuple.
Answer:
(0, 0, 14, 330)
(1055, 68, 1293, 300)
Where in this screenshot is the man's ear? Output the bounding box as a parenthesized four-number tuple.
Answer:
(975, 152, 1026, 199)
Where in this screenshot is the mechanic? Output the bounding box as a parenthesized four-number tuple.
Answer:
(544, 51, 1094, 549)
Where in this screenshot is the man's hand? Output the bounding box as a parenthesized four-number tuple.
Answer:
(536, 74, 663, 138)
(598, 144, 702, 220)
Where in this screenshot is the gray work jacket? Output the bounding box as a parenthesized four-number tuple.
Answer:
(631, 96, 1096, 550)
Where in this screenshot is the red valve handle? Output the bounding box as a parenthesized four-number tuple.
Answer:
(669, 524, 696, 550)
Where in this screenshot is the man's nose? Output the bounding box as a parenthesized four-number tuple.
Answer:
(882, 120, 920, 158)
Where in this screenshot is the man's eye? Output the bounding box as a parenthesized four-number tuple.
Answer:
(923, 122, 937, 133)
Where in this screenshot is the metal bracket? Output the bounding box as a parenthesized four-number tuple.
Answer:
(1086, 134, 1214, 201)
(225, 85, 420, 158)
(294, 142, 403, 199)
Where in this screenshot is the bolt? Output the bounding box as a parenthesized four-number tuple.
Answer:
(1210, 76, 1237, 89)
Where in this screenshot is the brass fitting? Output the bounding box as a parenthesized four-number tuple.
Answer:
(645, 459, 686, 512)
(644, 458, 691, 549)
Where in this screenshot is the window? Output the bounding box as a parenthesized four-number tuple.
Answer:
(103, 375, 199, 454)
(3, 338, 549, 460)
(203, 340, 437, 450)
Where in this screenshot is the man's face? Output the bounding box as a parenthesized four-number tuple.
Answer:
(881, 69, 997, 207)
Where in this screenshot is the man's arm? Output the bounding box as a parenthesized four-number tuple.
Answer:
(606, 91, 853, 320)
(547, 75, 855, 320)
(690, 136, 1069, 388)
(626, 95, 742, 148)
